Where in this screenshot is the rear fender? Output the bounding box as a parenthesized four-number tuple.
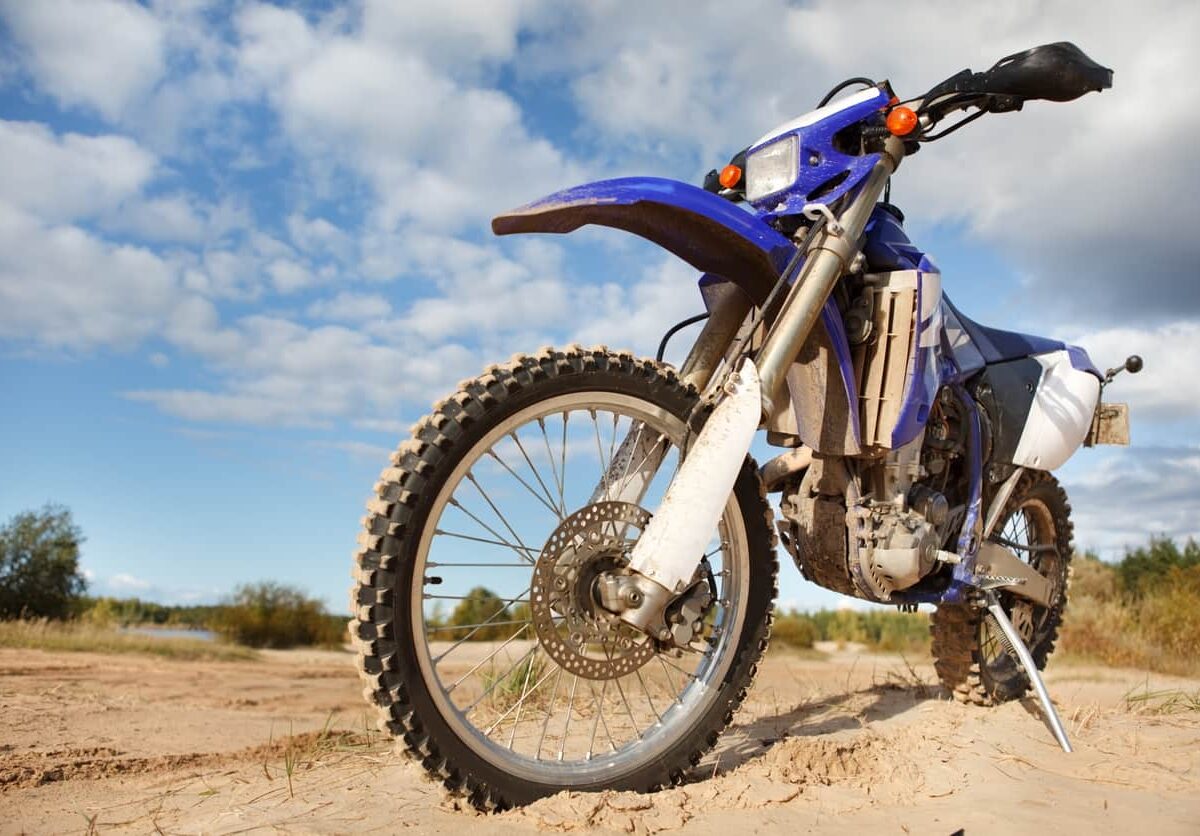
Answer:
(492, 177, 796, 305)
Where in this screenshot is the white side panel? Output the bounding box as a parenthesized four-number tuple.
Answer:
(1011, 350, 1100, 471)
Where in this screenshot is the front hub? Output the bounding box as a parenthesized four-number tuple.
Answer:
(530, 502, 656, 679)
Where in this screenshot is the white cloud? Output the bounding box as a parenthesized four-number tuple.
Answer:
(572, 258, 709, 361)
(359, 0, 545, 70)
(306, 438, 393, 462)
(1061, 446, 1200, 555)
(1065, 321, 1200, 425)
(0, 203, 180, 349)
(307, 291, 392, 323)
(287, 213, 355, 263)
(108, 572, 152, 592)
(0, 121, 157, 222)
(99, 194, 206, 243)
(0, 0, 165, 120)
(233, 4, 582, 232)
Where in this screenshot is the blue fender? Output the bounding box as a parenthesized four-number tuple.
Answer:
(491, 177, 796, 304)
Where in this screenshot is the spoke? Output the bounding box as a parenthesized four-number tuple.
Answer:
(591, 409, 612, 493)
(659, 655, 700, 682)
(615, 424, 668, 500)
(465, 472, 536, 561)
(656, 655, 686, 705)
(448, 499, 535, 565)
(427, 617, 531, 634)
(510, 431, 563, 518)
(613, 420, 647, 497)
(604, 643, 641, 738)
(557, 674, 580, 761)
(586, 679, 617, 758)
(432, 528, 538, 557)
(503, 647, 540, 746)
(446, 623, 531, 692)
(488, 449, 562, 519)
(607, 411, 619, 484)
(560, 412, 570, 509)
(463, 643, 537, 715)
(634, 667, 662, 725)
(425, 594, 529, 603)
(535, 666, 564, 759)
(427, 562, 532, 568)
(433, 585, 531, 660)
(537, 417, 567, 515)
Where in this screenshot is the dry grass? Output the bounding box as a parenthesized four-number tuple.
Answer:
(266, 713, 390, 798)
(1058, 558, 1200, 678)
(1121, 683, 1200, 715)
(0, 618, 258, 661)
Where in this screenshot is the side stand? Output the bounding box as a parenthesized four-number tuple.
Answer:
(984, 591, 1073, 753)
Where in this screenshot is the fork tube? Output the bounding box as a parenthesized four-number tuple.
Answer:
(754, 136, 905, 419)
(678, 283, 751, 392)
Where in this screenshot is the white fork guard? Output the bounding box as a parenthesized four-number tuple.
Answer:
(626, 359, 763, 595)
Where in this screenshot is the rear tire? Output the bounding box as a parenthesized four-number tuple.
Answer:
(930, 470, 1073, 705)
(349, 346, 777, 809)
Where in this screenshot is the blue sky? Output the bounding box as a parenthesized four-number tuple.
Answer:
(1, 0, 1197, 612)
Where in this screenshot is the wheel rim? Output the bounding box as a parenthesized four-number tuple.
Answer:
(409, 390, 751, 783)
(979, 497, 1063, 685)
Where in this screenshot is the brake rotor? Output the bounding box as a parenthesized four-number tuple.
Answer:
(530, 501, 656, 680)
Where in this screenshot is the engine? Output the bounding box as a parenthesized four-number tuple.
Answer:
(776, 269, 981, 602)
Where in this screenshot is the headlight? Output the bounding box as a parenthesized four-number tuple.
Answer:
(745, 135, 797, 204)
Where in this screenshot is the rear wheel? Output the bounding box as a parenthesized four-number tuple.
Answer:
(930, 470, 1072, 705)
(350, 346, 777, 809)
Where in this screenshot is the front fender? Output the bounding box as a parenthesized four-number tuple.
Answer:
(492, 177, 795, 304)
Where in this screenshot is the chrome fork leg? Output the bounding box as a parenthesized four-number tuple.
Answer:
(984, 591, 1073, 753)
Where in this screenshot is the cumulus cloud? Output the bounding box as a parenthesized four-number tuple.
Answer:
(307, 292, 393, 323)
(0, 120, 158, 222)
(0, 0, 166, 120)
(1065, 320, 1200, 425)
(233, 2, 583, 233)
(0, 203, 180, 349)
(1062, 446, 1200, 555)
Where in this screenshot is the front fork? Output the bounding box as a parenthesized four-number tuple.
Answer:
(605, 137, 907, 636)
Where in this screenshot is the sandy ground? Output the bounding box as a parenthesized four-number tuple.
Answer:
(2, 643, 1198, 835)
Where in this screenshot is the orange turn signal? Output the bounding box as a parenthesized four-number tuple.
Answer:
(886, 106, 918, 137)
(719, 164, 742, 189)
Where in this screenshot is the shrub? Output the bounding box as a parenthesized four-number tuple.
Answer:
(1059, 541, 1200, 676)
(443, 587, 516, 641)
(214, 582, 345, 649)
(771, 611, 819, 648)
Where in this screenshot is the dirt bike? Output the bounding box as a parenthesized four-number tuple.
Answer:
(350, 42, 1141, 809)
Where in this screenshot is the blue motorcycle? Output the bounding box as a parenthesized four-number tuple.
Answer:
(351, 43, 1139, 808)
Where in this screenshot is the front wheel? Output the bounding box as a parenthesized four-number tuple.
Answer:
(350, 346, 777, 809)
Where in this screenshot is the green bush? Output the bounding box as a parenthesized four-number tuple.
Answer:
(770, 606, 929, 654)
(0, 505, 87, 620)
(213, 582, 345, 649)
(771, 611, 819, 648)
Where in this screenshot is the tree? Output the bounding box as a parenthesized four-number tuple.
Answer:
(0, 505, 88, 619)
(449, 586, 512, 641)
(213, 581, 344, 648)
(1117, 536, 1200, 598)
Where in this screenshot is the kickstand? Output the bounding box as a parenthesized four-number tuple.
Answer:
(984, 591, 1073, 753)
